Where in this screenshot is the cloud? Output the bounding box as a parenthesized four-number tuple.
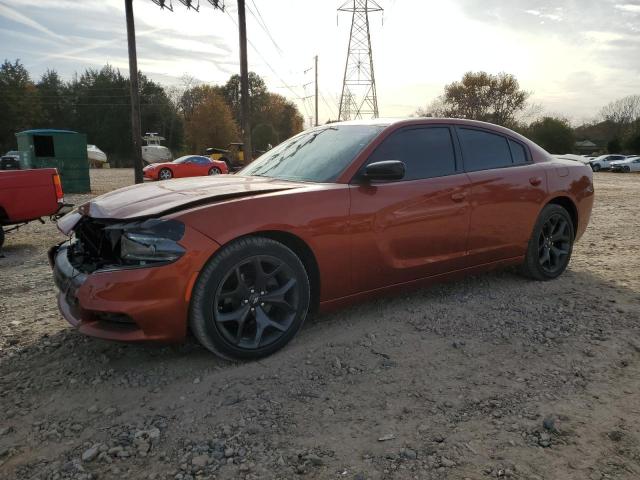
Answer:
(0, 1, 68, 42)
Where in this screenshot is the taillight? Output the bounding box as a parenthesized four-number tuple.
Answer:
(53, 173, 64, 202)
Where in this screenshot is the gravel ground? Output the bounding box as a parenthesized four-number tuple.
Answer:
(1, 169, 640, 480)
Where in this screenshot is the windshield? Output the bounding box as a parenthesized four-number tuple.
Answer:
(239, 125, 384, 182)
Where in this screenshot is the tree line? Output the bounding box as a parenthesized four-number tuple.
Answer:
(0, 59, 304, 166)
(417, 71, 640, 155)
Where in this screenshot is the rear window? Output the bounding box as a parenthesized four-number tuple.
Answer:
(509, 140, 528, 164)
(458, 128, 512, 172)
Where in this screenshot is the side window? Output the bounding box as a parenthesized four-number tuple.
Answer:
(458, 128, 512, 172)
(195, 157, 208, 165)
(508, 139, 528, 165)
(367, 127, 456, 181)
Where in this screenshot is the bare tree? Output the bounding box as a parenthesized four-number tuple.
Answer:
(600, 95, 640, 126)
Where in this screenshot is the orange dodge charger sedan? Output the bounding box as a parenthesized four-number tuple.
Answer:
(50, 118, 594, 359)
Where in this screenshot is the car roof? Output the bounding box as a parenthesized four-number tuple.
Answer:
(326, 117, 524, 132)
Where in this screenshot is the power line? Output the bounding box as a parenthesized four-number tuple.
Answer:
(224, 8, 305, 103)
(246, 0, 283, 55)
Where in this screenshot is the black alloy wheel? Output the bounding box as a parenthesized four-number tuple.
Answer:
(190, 236, 310, 359)
(214, 256, 298, 349)
(521, 204, 574, 281)
(538, 214, 571, 275)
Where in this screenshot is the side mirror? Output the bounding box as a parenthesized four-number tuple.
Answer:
(363, 160, 405, 181)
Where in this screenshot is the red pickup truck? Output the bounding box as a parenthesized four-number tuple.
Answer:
(0, 168, 65, 249)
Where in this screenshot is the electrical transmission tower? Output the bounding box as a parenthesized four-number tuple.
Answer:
(338, 0, 382, 121)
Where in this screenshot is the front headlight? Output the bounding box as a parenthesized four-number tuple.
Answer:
(121, 232, 185, 262)
(107, 218, 186, 266)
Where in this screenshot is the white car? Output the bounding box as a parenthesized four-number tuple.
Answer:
(589, 154, 627, 172)
(610, 156, 640, 173)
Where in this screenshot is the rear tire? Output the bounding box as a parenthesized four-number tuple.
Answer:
(592, 164, 601, 172)
(158, 168, 173, 180)
(520, 204, 574, 281)
(190, 236, 310, 360)
(0, 228, 5, 251)
(208, 167, 221, 175)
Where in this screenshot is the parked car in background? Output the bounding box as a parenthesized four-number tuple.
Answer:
(143, 155, 229, 181)
(50, 118, 594, 360)
(610, 156, 640, 172)
(87, 144, 108, 168)
(589, 154, 626, 171)
(0, 168, 65, 249)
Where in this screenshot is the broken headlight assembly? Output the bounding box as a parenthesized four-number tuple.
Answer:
(120, 232, 185, 263)
(117, 219, 186, 266)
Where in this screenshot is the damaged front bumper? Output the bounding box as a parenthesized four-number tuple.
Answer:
(49, 223, 220, 343)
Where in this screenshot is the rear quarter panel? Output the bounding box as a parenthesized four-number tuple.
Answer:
(170, 185, 352, 302)
(0, 168, 60, 224)
(540, 159, 594, 241)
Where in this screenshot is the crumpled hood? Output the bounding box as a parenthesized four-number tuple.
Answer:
(78, 175, 307, 220)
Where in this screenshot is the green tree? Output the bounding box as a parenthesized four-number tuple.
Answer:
(252, 123, 278, 151)
(527, 117, 575, 153)
(607, 137, 622, 154)
(623, 119, 640, 153)
(0, 59, 42, 152)
(140, 75, 183, 154)
(419, 71, 530, 127)
(37, 69, 72, 129)
(222, 72, 268, 129)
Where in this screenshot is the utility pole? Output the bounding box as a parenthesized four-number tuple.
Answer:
(124, 0, 143, 183)
(314, 55, 319, 126)
(338, 0, 382, 121)
(237, 0, 252, 163)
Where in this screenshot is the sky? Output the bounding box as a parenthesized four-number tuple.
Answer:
(1, 0, 639, 127)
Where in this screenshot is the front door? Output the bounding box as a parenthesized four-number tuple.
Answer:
(349, 126, 472, 293)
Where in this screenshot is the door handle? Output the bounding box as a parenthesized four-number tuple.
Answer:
(529, 176, 543, 186)
(451, 192, 467, 202)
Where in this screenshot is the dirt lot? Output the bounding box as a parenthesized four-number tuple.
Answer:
(1, 169, 640, 480)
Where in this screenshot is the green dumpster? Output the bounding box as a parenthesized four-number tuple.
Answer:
(15, 129, 90, 193)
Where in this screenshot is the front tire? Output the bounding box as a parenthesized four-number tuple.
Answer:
(190, 237, 310, 360)
(520, 204, 574, 281)
(623, 166, 630, 173)
(158, 168, 173, 180)
(0, 228, 5, 251)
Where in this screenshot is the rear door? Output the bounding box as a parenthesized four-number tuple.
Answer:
(456, 127, 547, 265)
(349, 126, 472, 292)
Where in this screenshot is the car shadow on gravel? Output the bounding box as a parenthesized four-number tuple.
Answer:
(2, 265, 637, 377)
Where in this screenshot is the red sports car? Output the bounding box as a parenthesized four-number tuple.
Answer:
(50, 118, 594, 360)
(143, 155, 228, 180)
